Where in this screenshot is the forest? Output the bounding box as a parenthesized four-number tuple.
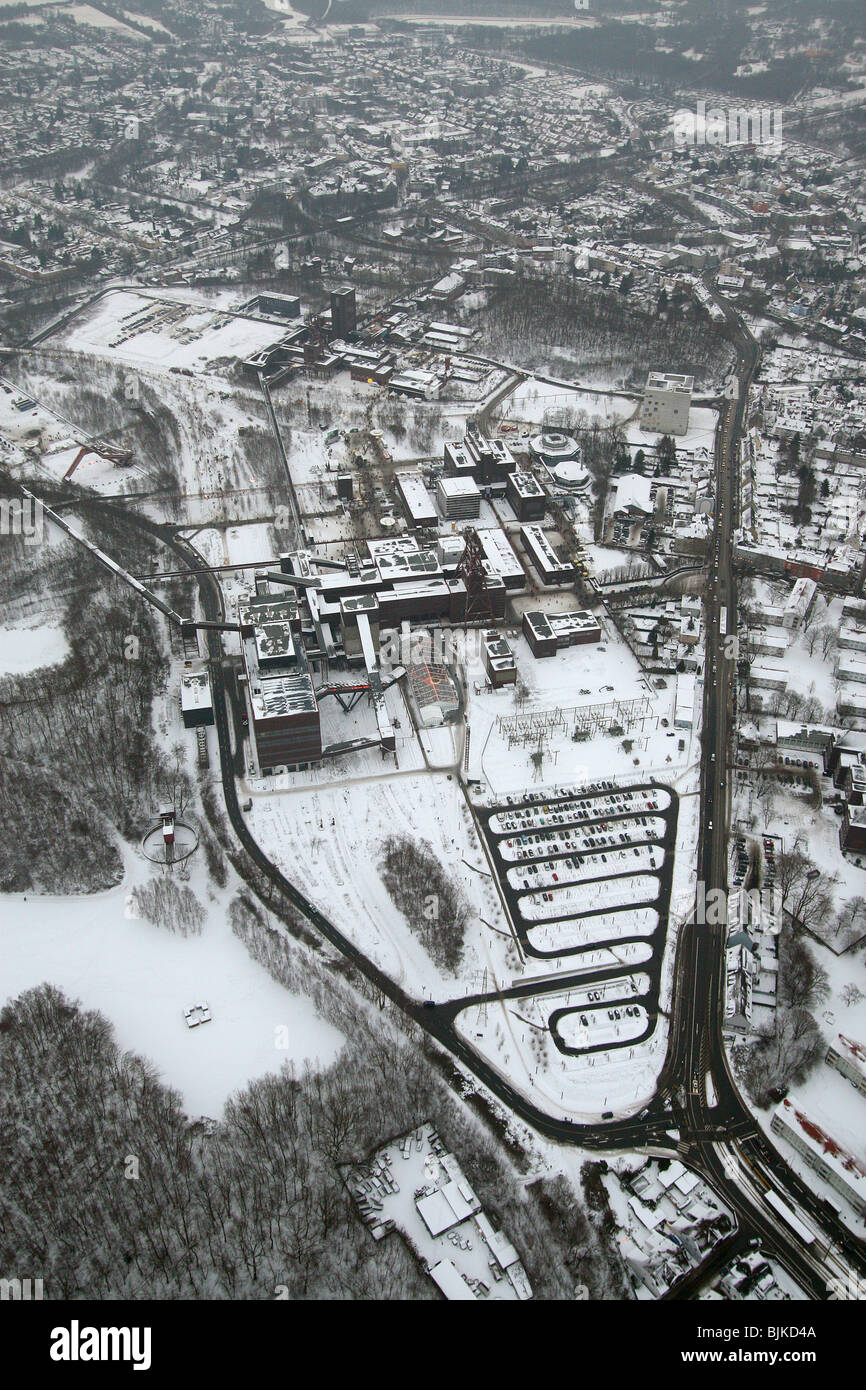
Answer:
(0, 504, 186, 892)
(0, 981, 629, 1300)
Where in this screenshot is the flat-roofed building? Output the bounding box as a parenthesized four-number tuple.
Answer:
(257, 292, 301, 319)
(476, 527, 526, 591)
(330, 285, 357, 339)
(840, 802, 866, 854)
(482, 630, 517, 686)
(522, 609, 601, 657)
(443, 432, 515, 487)
(639, 371, 693, 436)
(248, 669, 322, 771)
(506, 469, 546, 522)
(180, 670, 214, 728)
(436, 475, 481, 520)
(520, 524, 573, 585)
(396, 470, 438, 529)
(675, 672, 696, 729)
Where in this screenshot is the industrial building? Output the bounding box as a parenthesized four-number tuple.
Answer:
(639, 371, 693, 436)
(237, 591, 321, 772)
(395, 470, 438, 529)
(476, 527, 526, 591)
(436, 475, 481, 521)
(506, 469, 546, 522)
(520, 524, 574, 585)
(522, 609, 601, 658)
(247, 670, 322, 771)
(330, 285, 357, 339)
(443, 431, 515, 487)
(180, 670, 214, 728)
(255, 292, 301, 319)
(482, 630, 517, 687)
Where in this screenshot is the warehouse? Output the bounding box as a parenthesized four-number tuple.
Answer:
(476, 527, 526, 591)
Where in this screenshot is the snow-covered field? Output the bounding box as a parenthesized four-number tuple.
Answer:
(247, 771, 517, 998)
(0, 850, 343, 1117)
(0, 622, 69, 675)
(62, 290, 281, 372)
(625, 404, 718, 454)
(501, 378, 636, 427)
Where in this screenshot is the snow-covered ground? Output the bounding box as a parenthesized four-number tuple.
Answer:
(500, 378, 636, 427)
(456, 985, 667, 1121)
(62, 289, 281, 372)
(0, 847, 343, 1117)
(733, 776, 866, 918)
(0, 621, 69, 676)
(246, 770, 516, 998)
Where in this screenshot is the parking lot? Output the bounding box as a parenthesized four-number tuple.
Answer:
(479, 780, 679, 1061)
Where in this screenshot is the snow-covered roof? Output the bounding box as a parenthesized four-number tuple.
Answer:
(614, 473, 653, 515)
(429, 1259, 475, 1300)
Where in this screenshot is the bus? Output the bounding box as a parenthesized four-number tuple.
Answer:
(764, 1188, 816, 1245)
(719, 605, 728, 637)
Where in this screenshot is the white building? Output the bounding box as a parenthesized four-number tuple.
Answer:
(395, 470, 438, 528)
(436, 475, 481, 521)
(771, 1096, 866, 1218)
(750, 662, 788, 692)
(781, 576, 817, 631)
(837, 654, 866, 686)
(826, 1035, 866, 1098)
(639, 371, 694, 437)
(674, 672, 696, 728)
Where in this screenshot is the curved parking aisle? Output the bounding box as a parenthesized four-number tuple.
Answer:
(518, 872, 661, 922)
(487, 784, 670, 838)
(552, 1001, 651, 1055)
(526, 908, 658, 954)
(506, 842, 663, 893)
(497, 815, 668, 862)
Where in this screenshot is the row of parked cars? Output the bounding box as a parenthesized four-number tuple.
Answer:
(763, 836, 776, 893)
(732, 834, 749, 887)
